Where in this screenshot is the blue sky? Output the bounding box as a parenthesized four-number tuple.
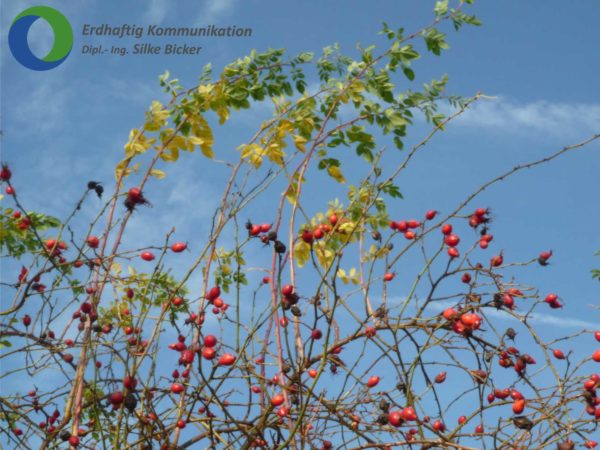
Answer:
(2, 0, 600, 447)
(2, 0, 598, 324)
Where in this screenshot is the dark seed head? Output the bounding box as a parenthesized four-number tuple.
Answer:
(377, 413, 389, 425)
(124, 393, 137, 412)
(60, 430, 71, 441)
(378, 399, 390, 412)
(556, 441, 574, 450)
(512, 415, 533, 430)
(124, 198, 136, 211)
(492, 293, 503, 308)
(484, 350, 493, 363)
(505, 328, 517, 340)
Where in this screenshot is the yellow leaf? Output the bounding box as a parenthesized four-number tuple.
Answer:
(293, 134, 308, 152)
(337, 268, 349, 284)
(216, 105, 230, 124)
(327, 165, 346, 184)
(112, 263, 122, 276)
(171, 135, 187, 150)
(115, 159, 130, 179)
(314, 241, 334, 269)
(286, 181, 298, 205)
(190, 115, 215, 158)
(265, 141, 285, 166)
(188, 136, 204, 146)
(125, 128, 156, 158)
(160, 146, 179, 162)
(238, 144, 264, 168)
(150, 169, 166, 179)
(294, 240, 311, 268)
(197, 83, 214, 95)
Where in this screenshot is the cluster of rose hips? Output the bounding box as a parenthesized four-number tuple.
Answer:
(246, 220, 290, 254)
(300, 217, 336, 244)
(280, 283, 300, 309)
(8, 210, 32, 231)
(16, 265, 45, 293)
(544, 292, 563, 309)
(12, 405, 71, 443)
(440, 223, 461, 258)
(492, 288, 524, 310)
(389, 218, 421, 240)
(582, 332, 600, 420)
(441, 307, 483, 335)
(583, 372, 600, 419)
(205, 285, 230, 315)
(73, 301, 99, 331)
(246, 221, 274, 241)
(0, 163, 15, 195)
(387, 406, 418, 427)
(169, 332, 235, 370)
(269, 392, 290, 417)
(443, 208, 496, 259)
(169, 336, 195, 378)
(388, 207, 495, 260)
(124, 187, 149, 211)
(108, 387, 136, 413)
(496, 346, 537, 376)
(121, 325, 149, 354)
(485, 387, 527, 414)
(378, 403, 449, 442)
(44, 238, 69, 262)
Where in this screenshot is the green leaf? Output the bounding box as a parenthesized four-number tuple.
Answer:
(402, 66, 415, 81)
(434, 0, 449, 16)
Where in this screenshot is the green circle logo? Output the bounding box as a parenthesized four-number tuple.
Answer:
(9, 6, 73, 71)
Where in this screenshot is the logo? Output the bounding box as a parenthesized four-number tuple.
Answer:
(9, 6, 73, 71)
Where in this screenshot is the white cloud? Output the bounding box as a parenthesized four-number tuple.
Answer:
(197, 0, 238, 24)
(449, 97, 600, 136)
(104, 78, 161, 107)
(142, 0, 239, 25)
(144, 0, 169, 23)
(13, 82, 69, 133)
